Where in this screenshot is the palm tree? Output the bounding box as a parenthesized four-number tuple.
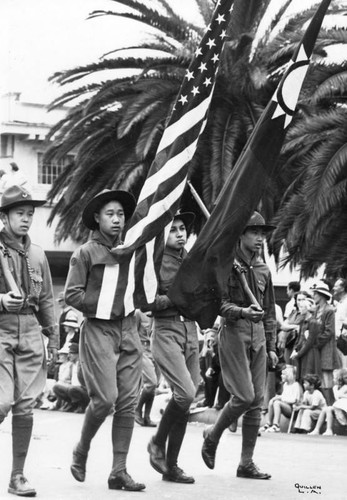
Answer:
(45, 0, 347, 279)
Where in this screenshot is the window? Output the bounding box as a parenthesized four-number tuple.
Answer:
(0, 135, 15, 158)
(37, 153, 74, 184)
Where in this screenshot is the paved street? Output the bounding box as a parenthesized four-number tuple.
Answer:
(0, 402, 346, 500)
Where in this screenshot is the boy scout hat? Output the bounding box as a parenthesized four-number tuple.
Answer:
(173, 210, 195, 231)
(245, 211, 276, 232)
(82, 189, 136, 230)
(0, 185, 46, 211)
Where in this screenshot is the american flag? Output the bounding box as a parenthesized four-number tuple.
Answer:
(111, 0, 234, 316)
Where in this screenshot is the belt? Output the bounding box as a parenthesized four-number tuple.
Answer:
(0, 309, 34, 315)
(0, 311, 34, 316)
(156, 315, 193, 323)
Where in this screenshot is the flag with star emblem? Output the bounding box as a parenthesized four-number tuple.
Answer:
(168, 0, 332, 329)
(112, 0, 234, 315)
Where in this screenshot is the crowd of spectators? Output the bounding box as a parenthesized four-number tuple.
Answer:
(193, 278, 347, 437)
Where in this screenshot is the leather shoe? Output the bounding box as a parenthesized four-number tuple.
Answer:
(236, 461, 271, 480)
(201, 428, 218, 469)
(162, 466, 195, 484)
(229, 420, 237, 433)
(70, 445, 88, 482)
(143, 416, 157, 427)
(108, 470, 145, 491)
(8, 474, 36, 497)
(147, 436, 168, 474)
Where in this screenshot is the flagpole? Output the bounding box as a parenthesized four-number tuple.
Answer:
(187, 181, 210, 219)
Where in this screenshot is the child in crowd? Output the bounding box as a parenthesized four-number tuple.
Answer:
(309, 368, 347, 436)
(293, 374, 326, 433)
(260, 365, 302, 432)
(39, 345, 71, 410)
(60, 310, 80, 351)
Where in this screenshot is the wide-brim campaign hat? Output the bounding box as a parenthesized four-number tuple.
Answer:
(173, 210, 195, 230)
(310, 282, 332, 300)
(82, 189, 136, 230)
(245, 211, 276, 232)
(0, 185, 46, 211)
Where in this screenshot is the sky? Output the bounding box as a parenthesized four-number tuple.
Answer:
(0, 0, 202, 103)
(0, 0, 345, 104)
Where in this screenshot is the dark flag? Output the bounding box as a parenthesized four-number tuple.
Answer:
(112, 0, 234, 315)
(168, 0, 332, 328)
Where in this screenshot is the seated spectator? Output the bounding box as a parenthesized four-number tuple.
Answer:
(293, 373, 326, 433)
(50, 345, 73, 410)
(53, 343, 89, 413)
(309, 368, 347, 436)
(60, 311, 80, 351)
(260, 365, 302, 433)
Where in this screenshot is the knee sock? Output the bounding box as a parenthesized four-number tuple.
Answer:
(11, 414, 33, 477)
(78, 406, 105, 455)
(209, 401, 238, 443)
(111, 415, 135, 474)
(240, 413, 261, 466)
(166, 409, 190, 469)
(154, 397, 185, 448)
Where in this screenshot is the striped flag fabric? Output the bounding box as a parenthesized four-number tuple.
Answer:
(113, 0, 234, 315)
(168, 0, 332, 328)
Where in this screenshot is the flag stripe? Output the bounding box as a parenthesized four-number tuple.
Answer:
(122, 177, 188, 248)
(96, 264, 120, 319)
(138, 138, 199, 203)
(155, 94, 213, 155)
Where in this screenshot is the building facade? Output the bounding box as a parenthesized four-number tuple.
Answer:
(0, 92, 78, 305)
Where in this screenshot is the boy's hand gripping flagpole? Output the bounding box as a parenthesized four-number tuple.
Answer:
(188, 181, 261, 309)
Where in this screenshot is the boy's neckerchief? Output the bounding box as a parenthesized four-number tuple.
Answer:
(0, 230, 33, 301)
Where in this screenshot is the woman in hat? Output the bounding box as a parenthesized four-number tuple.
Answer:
(311, 281, 341, 405)
(0, 185, 58, 497)
(64, 189, 145, 491)
(146, 210, 199, 484)
(290, 293, 322, 382)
